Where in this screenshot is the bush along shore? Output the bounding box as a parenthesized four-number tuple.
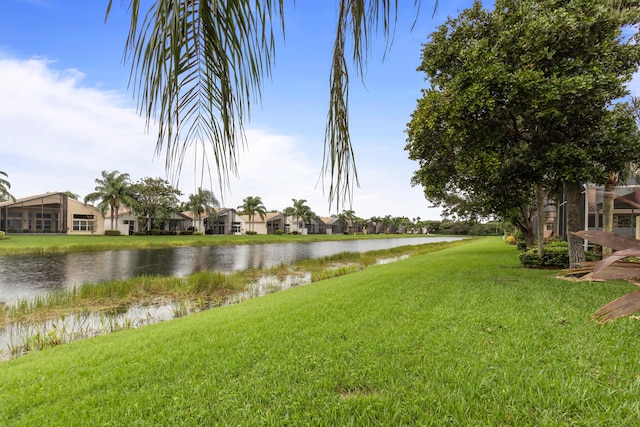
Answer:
(3, 237, 640, 425)
(0, 239, 469, 360)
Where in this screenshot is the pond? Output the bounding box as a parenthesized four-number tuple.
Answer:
(0, 236, 464, 303)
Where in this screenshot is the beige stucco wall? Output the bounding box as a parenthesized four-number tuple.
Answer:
(67, 198, 105, 235)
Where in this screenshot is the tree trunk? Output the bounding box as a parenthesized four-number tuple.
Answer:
(565, 181, 586, 268)
(553, 196, 561, 238)
(536, 184, 547, 257)
(517, 203, 535, 248)
(602, 173, 619, 257)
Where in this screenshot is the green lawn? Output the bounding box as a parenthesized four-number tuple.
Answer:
(0, 232, 436, 255)
(1, 237, 639, 425)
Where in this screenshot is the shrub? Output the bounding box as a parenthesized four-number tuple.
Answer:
(275, 230, 283, 235)
(133, 231, 147, 236)
(104, 230, 121, 236)
(519, 250, 544, 268)
(179, 230, 193, 236)
(520, 246, 593, 269)
(246, 230, 257, 235)
(150, 229, 162, 236)
(504, 235, 516, 245)
(0, 230, 5, 240)
(545, 240, 568, 248)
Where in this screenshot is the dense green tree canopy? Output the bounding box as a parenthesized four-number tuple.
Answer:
(406, 0, 640, 265)
(130, 177, 182, 232)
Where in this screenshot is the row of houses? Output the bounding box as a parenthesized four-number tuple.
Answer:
(0, 192, 360, 236)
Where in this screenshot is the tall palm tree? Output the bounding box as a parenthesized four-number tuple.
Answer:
(105, 1, 430, 210)
(286, 198, 311, 232)
(0, 171, 14, 202)
(237, 196, 266, 232)
(188, 187, 220, 231)
(84, 170, 136, 231)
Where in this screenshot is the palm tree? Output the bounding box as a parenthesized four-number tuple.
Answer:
(63, 191, 80, 200)
(84, 170, 136, 231)
(0, 171, 14, 202)
(237, 196, 266, 232)
(285, 199, 312, 233)
(105, 1, 431, 210)
(338, 209, 358, 234)
(187, 187, 220, 231)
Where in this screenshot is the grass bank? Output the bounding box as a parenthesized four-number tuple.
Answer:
(0, 233, 439, 255)
(2, 237, 640, 425)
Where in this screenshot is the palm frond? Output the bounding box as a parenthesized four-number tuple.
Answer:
(593, 290, 640, 324)
(108, 0, 285, 191)
(571, 230, 640, 251)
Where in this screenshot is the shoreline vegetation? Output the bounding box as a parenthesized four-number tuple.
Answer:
(1, 239, 471, 360)
(2, 237, 640, 424)
(0, 232, 444, 256)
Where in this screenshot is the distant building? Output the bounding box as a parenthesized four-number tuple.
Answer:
(0, 192, 104, 235)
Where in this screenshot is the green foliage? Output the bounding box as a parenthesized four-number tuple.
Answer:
(520, 245, 592, 268)
(0, 230, 5, 240)
(237, 196, 267, 233)
(246, 230, 257, 235)
(274, 230, 283, 235)
(84, 170, 135, 230)
(405, 0, 640, 263)
(130, 177, 182, 232)
(103, 230, 121, 236)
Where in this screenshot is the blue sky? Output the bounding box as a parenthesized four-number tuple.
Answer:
(0, 0, 560, 220)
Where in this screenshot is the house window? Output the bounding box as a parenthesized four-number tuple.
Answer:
(72, 214, 94, 231)
(232, 223, 241, 233)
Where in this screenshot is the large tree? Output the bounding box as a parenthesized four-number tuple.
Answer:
(106, 1, 433, 210)
(406, 0, 640, 267)
(0, 171, 14, 202)
(130, 178, 182, 232)
(237, 196, 267, 232)
(84, 170, 136, 231)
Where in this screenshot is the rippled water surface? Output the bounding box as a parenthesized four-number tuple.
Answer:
(0, 236, 463, 303)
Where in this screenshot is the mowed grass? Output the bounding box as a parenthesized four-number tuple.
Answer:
(0, 233, 435, 255)
(2, 237, 640, 425)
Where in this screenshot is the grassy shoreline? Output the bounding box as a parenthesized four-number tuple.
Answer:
(1, 239, 469, 328)
(3, 237, 640, 425)
(0, 233, 444, 255)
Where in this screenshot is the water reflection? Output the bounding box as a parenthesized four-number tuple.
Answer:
(0, 236, 463, 303)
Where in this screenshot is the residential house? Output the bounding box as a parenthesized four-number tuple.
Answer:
(584, 179, 640, 238)
(318, 217, 347, 235)
(0, 192, 104, 235)
(104, 207, 192, 234)
(238, 211, 292, 234)
(202, 208, 244, 235)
